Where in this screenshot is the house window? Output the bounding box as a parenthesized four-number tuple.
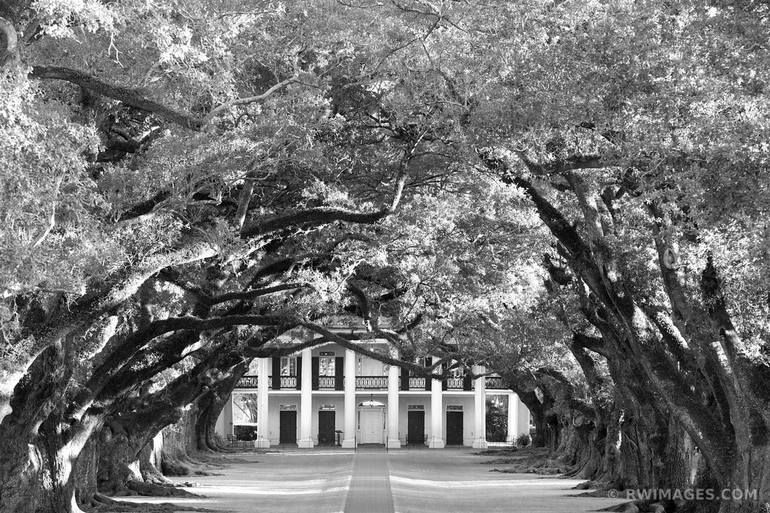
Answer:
(280, 357, 297, 376)
(320, 355, 335, 376)
(232, 392, 258, 425)
(232, 392, 259, 441)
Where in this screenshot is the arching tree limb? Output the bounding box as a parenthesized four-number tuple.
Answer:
(201, 75, 297, 125)
(208, 283, 307, 305)
(240, 205, 394, 237)
(30, 66, 204, 129)
(301, 322, 449, 379)
(28, 66, 296, 131)
(240, 163, 408, 237)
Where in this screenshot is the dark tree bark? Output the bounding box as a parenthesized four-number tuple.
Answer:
(195, 362, 249, 452)
(95, 344, 248, 495)
(482, 149, 770, 512)
(0, 341, 92, 513)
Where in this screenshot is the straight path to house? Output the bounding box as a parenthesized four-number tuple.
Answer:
(344, 446, 394, 513)
(117, 448, 628, 513)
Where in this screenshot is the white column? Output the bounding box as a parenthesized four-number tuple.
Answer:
(297, 348, 314, 448)
(516, 397, 531, 439)
(342, 348, 356, 448)
(255, 358, 270, 448)
(472, 365, 488, 449)
(506, 392, 519, 445)
(387, 349, 400, 449)
(429, 356, 444, 448)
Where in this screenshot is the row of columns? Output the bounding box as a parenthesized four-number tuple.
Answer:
(253, 349, 520, 448)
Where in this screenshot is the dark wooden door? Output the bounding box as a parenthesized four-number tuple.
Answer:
(446, 411, 463, 445)
(279, 411, 297, 444)
(407, 410, 425, 445)
(318, 411, 335, 445)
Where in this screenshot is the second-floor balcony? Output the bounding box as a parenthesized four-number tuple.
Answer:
(356, 376, 388, 389)
(234, 375, 299, 390)
(317, 376, 337, 389)
(408, 377, 426, 389)
(234, 373, 507, 391)
(236, 375, 258, 388)
(446, 377, 464, 389)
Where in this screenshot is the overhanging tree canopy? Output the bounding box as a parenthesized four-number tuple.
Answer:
(1, 1, 768, 513)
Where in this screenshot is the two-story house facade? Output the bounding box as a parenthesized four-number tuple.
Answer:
(215, 336, 531, 449)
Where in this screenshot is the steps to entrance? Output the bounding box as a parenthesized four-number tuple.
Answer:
(356, 443, 387, 451)
(343, 450, 395, 513)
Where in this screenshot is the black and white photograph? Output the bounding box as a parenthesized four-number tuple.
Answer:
(1, 1, 769, 512)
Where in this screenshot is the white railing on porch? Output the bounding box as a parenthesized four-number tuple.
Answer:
(356, 376, 388, 389)
(408, 377, 426, 389)
(318, 376, 336, 389)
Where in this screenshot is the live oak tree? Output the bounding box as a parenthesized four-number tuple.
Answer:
(2, 1, 769, 513)
(467, 3, 770, 511)
(0, 1, 449, 511)
(329, 1, 770, 511)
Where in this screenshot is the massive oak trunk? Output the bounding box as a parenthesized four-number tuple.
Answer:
(97, 349, 247, 493)
(0, 343, 98, 513)
(97, 410, 179, 495)
(482, 151, 770, 512)
(195, 363, 248, 452)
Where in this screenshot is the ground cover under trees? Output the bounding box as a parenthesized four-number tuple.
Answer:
(1, 1, 768, 512)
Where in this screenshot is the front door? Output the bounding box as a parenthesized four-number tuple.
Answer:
(279, 410, 297, 444)
(318, 411, 335, 445)
(359, 409, 383, 444)
(446, 411, 463, 445)
(407, 410, 425, 445)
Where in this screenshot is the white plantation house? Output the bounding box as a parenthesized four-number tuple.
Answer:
(215, 328, 531, 449)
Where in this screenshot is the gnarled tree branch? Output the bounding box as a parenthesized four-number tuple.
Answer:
(30, 66, 204, 129)
(28, 66, 295, 131)
(240, 162, 408, 237)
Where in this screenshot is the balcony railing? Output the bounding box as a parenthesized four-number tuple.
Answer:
(235, 375, 258, 388)
(408, 377, 426, 389)
(318, 376, 336, 389)
(238, 373, 506, 391)
(485, 376, 504, 389)
(356, 376, 388, 389)
(446, 377, 464, 389)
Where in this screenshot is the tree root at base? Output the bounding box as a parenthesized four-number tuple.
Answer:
(84, 492, 216, 512)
